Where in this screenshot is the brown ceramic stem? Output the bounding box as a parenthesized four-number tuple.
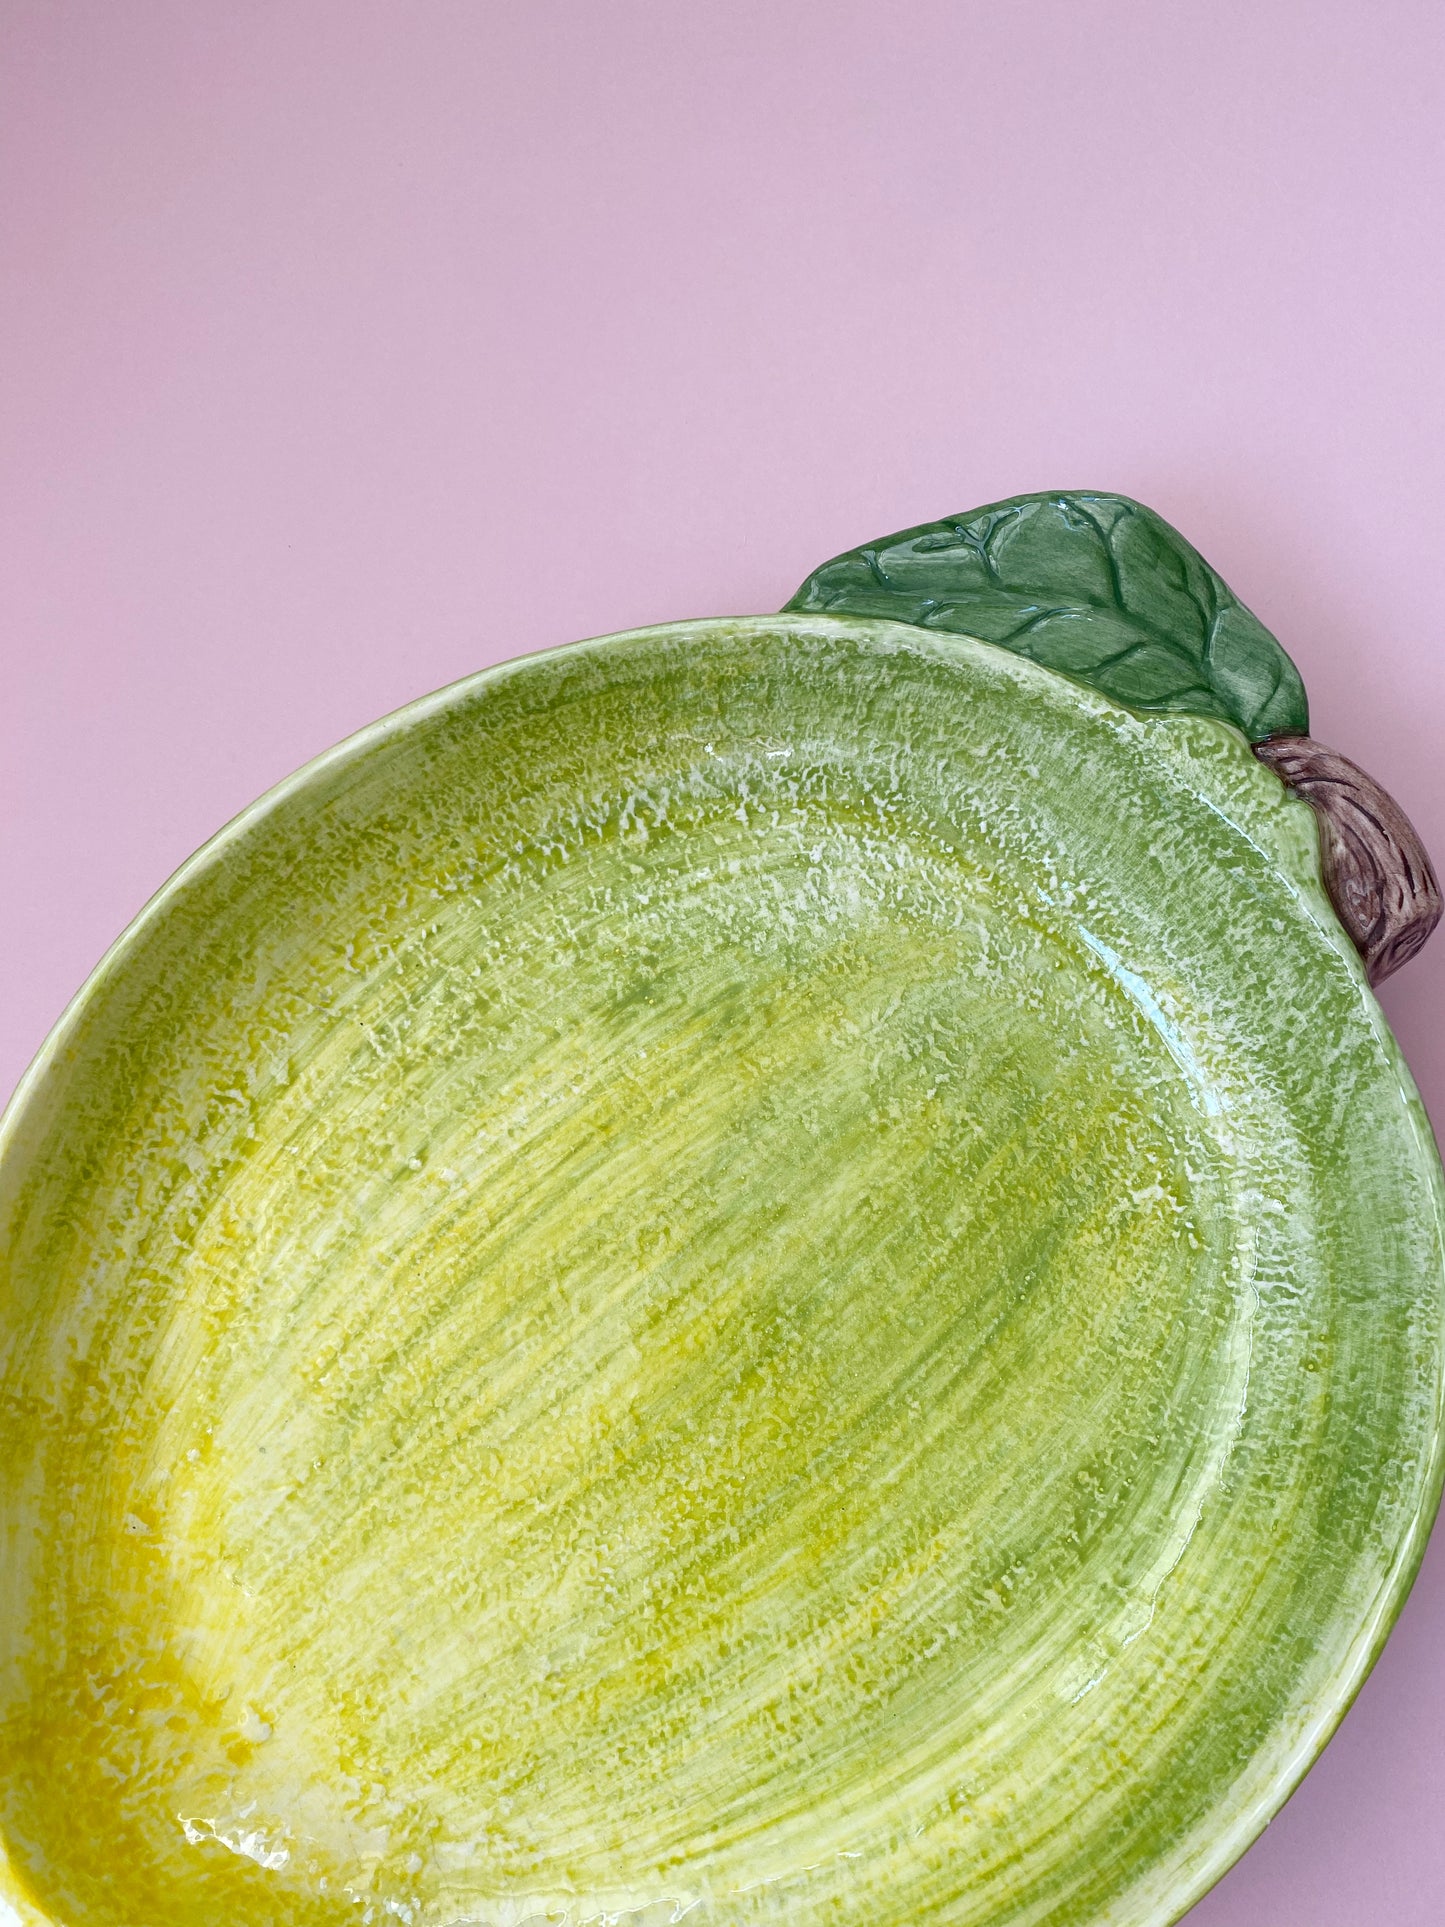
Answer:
(1253, 736, 1442, 985)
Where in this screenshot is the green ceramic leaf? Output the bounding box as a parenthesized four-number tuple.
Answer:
(0, 616, 1439, 1927)
(785, 491, 1310, 741)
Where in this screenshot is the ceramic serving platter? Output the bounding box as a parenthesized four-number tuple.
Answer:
(2, 518, 1443, 1927)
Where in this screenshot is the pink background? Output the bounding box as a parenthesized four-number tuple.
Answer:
(4, 4, 1444, 1918)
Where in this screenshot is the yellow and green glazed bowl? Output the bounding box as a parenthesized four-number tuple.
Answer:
(2, 496, 1442, 1926)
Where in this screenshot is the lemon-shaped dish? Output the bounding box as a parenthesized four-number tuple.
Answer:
(2, 499, 1442, 1927)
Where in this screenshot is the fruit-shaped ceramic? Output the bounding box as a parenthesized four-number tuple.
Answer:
(1, 494, 1441, 1927)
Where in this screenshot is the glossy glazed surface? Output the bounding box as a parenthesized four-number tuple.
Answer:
(786, 493, 1309, 742)
(1, 617, 1441, 1927)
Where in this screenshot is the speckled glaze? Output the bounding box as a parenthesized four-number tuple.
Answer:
(1, 616, 1442, 1927)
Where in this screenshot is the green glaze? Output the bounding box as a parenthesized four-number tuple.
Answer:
(0, 616, 1440, 1927)
(786, 492, 1310, 741)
